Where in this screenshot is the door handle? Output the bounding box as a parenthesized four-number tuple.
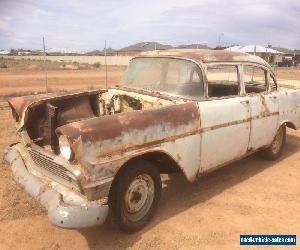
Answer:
(240, 100, 249, 104)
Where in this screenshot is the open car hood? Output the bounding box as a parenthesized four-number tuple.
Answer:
(8, 90, 100, 130)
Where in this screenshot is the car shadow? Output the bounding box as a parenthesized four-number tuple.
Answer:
(78, 133, 300, 249)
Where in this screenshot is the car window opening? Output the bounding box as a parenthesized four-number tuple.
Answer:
(206, 65, 240, 98)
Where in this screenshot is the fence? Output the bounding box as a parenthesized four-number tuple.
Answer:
(2, 55, 132, 66)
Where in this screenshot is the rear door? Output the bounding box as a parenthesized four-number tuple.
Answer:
(244, 65, 279, 150)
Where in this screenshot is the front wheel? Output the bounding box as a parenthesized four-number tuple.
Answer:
(109, 159, 162, 233)
(259, 124, 286, 160)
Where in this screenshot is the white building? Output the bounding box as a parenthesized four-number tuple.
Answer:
(225, 45, 284, 64)
(0, 50, 10, 55)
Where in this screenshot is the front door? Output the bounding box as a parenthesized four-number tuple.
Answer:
(198, 63, 251, 173)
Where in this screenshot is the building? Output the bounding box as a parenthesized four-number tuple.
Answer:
(294, 50, 300, 64)
(0, 50, 10, 55)
(270, 47, 300, 65)
(225, 45, 284, 64)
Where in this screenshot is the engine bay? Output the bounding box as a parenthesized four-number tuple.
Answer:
(23, 89, 173, 152)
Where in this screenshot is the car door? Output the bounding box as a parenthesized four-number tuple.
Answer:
(198, 64, 251, 173)
(243, 65, 279, 150)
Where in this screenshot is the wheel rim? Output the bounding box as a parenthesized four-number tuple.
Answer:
(123, 174, 155, 222)
(271, 128, 283, 154)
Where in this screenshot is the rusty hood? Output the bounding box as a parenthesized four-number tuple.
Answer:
(8, 90, 100, 130)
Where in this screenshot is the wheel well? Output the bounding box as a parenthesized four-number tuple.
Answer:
(285, 121, 296, 130)
(116, 151, 183, 178)
(108, 151, 185, 205)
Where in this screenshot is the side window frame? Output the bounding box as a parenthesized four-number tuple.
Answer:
(204, 62, 243, 100)
(166, 58, 207, 101)
(242, 63, 272, 94)
(268, 73, 278, 91)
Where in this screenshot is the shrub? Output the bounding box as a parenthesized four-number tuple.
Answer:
(93, 62, 101, 68)
(0, 62, 8, 68)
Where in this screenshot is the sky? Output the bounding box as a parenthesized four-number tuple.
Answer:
(0, 0, 299, 51)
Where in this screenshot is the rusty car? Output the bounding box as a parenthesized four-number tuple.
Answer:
(4, 49, 300, 232)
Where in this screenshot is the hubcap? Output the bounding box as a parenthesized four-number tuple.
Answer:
(124, 174, 154, 221)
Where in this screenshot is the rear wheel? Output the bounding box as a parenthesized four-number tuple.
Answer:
(109, 159, 162, 233)
(259, 124, 286, 160)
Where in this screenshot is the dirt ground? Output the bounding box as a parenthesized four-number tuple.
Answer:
(0, 70, 125, 100)
(0, 63, 300, 249)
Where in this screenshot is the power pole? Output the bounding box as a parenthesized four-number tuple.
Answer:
(104, 40, 108, 89)
(218, 33, 224, 47)
(42, 36, 48, 93)
(251, 45, 257, 82)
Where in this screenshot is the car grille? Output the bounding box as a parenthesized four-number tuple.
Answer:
(28, 148, 81, 191)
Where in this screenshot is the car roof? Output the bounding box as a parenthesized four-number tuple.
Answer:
(135, 49, 272, 71)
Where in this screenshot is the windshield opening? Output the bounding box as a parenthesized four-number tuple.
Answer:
(120, 57, 204, 98)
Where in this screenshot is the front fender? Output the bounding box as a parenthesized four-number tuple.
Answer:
(56, 102, 200, 182)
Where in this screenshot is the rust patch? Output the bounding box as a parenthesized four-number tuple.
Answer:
(56, 102, 200, 180)
(56, 102, 200, 145)
(177, 153, 182, 162)
(115, 85, 182, 102)
(8, 89, 101, 126)
(260, 94, 271, 116)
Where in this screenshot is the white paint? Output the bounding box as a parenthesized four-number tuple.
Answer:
(161, 134, 201, 181)
(198, 96, 250, 172)
(248, 94, 279, 150)
(278, 88, 300, 129)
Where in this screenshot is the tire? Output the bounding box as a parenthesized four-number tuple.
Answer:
(259, 124, 286, 160)
(109, 159, 162, 233)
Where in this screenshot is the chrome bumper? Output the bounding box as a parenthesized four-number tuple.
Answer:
(3, 144, 109, 228)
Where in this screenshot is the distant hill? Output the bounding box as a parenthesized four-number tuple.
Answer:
(119, 42, 212, 52)
(120, 42, 173, 51)
(85, 48, 115, 55)
(176, 44, 211, 49)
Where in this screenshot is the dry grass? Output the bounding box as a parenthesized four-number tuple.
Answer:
(0, 57, 122, 71)
(275, 67, 300, 80)
(0, 58, 126, 101)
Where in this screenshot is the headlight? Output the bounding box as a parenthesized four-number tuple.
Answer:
(59, 136, 73, 161)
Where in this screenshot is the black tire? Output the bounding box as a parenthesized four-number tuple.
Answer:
(109, 159, 162, 233)
(259, 124, 286, 160)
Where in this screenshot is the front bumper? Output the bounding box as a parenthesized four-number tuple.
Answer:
(3, 144, 109, 228)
